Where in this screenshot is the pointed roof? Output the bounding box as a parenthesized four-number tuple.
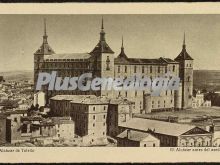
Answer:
(90, 18, 114, 54)
(114, 36, 130, 64)
(175, 33, 193, 61)
(117, 36, 128, 59)
(34, 19, 55, 55)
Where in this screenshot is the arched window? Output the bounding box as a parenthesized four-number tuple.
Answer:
(125, 66, 127, 73)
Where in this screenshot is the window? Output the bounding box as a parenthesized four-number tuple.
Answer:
(158, 66, 160, 73)
(134, 66, 137, 73)
(125, 91, 127, 97)
(14, 118, 17, 122)
(171, 99, 173, 103)
(173, 65, 175, 72)
(165, 66, 167, 73)
(135, 91, 137, 97)
(106, 56, 110, 70)
(104, 106, 106, 110)
(142, 66, 144, 73)
(125, 66, 127, 73)
(153, 143, 156, 147)
(103, 132, 105, 135)
(103, 123, 105, 126)
(104, 115, 106, 119)
(165, 90, 167, 96)
(144, 144, 146, 147)
(150, 66, 152, 73)
(93, 115, 95, 120)
(93, 123, 95, 127)
(118, 66, 120, 73)
(187, 76, 190, 82)
(93, 107, 95, 111)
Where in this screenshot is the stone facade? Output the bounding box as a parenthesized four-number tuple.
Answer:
(107, 98, 134, 137)
(0, 115, 6, 144)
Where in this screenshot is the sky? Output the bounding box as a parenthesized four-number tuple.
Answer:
(0, 14, 220, 72)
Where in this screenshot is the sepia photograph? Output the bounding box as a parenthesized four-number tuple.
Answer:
(1, 4, 220, 162)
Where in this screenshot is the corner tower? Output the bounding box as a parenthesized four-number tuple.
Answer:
(90, 18, 115, 97)
(175, 33, 193, 109)
(34, 19, 55, 90)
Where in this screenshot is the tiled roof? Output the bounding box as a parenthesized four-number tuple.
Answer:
(119, 118, 196, 137)
(175, 48, 193, 61)
(51, 95, 109, 105)
(35, 42, 55, 55)
(115, 56, 178, 65)
(110, 98, 134, 105)
(4, 110, 28, 115)
(44, 53, 91, 60)
(51, 117, 74, 125)
(90, 40, 114, 54)
(21, 116, 43, 121)
(117, 129, 159, 142)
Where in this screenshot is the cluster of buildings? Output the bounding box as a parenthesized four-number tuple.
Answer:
(0, 109, 75, 146)
(192, 90, 211, 108)
(0, 80, 33, 111)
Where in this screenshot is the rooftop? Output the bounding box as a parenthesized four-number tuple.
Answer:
(110, 97, 134, 105)
(3, 109, 28, 115)
(115, 57, 178, 65)
(119, 118, 196, 136)
(117, 129, 159, 142)
(50, 95, 109, 105)
(51, 117, 74, 125)
(44, 53, 91, 60)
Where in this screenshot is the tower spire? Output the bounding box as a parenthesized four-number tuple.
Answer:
(118, 35, 127, 59)
(100, 17, 106, 41)
(121, 36, 124, 49)
(43, 18, 48, 44)
(101, 17, 104, 30)
(44, 18, 47, 36)
(183, 32, 186, 49)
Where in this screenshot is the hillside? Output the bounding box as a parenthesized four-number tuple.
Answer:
(193, 70, 220, 91)
(0, 70, 33, 81)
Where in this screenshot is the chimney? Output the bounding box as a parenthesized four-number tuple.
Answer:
(127, 129, 131, 139)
